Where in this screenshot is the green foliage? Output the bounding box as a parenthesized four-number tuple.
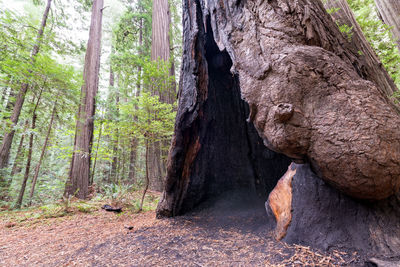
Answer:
(326, 7, 340, 15)
(337, 22, 354, 41)
(347, 0, 400, 94)
(0, 0, 182, 209)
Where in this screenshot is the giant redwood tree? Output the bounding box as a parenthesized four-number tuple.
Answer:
(65, 0, 103, 199)
(157, 0, 400, 260)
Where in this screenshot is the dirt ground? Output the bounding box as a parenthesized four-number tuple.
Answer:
(0, 198, 363, 267)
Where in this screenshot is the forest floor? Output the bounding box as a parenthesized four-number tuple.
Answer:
(0, 191, 364, 267)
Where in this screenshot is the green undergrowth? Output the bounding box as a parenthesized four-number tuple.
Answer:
(0, 186, 160, 228)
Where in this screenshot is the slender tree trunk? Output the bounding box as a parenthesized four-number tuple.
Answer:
(90, 120, 103, 186)
(324, 0, 398, 96)
(374, 0, 400, 50)
(139, 139, 149, 211)
(10, 120, 29, 178)
(128, 138, 137, 184)
(0, 87, 9, 112)
(129, 17, 144, 184)
(28, 99, 57, 206)
(0, 0, 52, 171)
(65, 0, 103, 199)
(0, 90, 16, 143)
(15, 91, 42, 209)
(110, 64, 119, 184)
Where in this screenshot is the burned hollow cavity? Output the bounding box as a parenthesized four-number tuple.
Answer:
(156, 14, 291, 217)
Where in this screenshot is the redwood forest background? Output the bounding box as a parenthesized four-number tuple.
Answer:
(0, 0, 398, 211)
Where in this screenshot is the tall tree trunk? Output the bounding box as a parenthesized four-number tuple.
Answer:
(0, 0, 52, 171)
(65, 0, 103, 199)
(28, 99, 57, 206)
(374, 0, 400, 50)
(149, 0, 174, 191)
(15, 90, 42, 209)
(324, 0, 398, 96)
(157, 0, 400, 260)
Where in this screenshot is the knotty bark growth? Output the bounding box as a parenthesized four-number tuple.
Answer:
(65, 0, 103, 199)
(205, 0, 400, 200)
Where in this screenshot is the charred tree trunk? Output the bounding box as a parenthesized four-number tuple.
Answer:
(28, 99, 57, 205)
(374, 0, 400, 50)
(0, 0, 51, 171)
(157, 0, 400, 261)
(65, 0, 103, 199)
(324, 0, 398, 96)
(267, 163, 400, 259)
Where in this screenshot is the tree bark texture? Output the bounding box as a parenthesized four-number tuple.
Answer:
(65, 0, 103, 199)
(374, 0, 400, 50)
(157, 0, 400, 259)
(0, 0, 52, 171)
(324, 0, 398, 96)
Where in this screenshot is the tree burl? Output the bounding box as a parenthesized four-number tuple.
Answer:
(207, 0, 400, 200)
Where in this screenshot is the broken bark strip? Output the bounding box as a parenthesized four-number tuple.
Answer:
(267, 163, 400, 259)
(266, 163, 295, 241)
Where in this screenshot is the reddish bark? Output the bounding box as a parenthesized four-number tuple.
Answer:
(65, 0, 103, 199)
